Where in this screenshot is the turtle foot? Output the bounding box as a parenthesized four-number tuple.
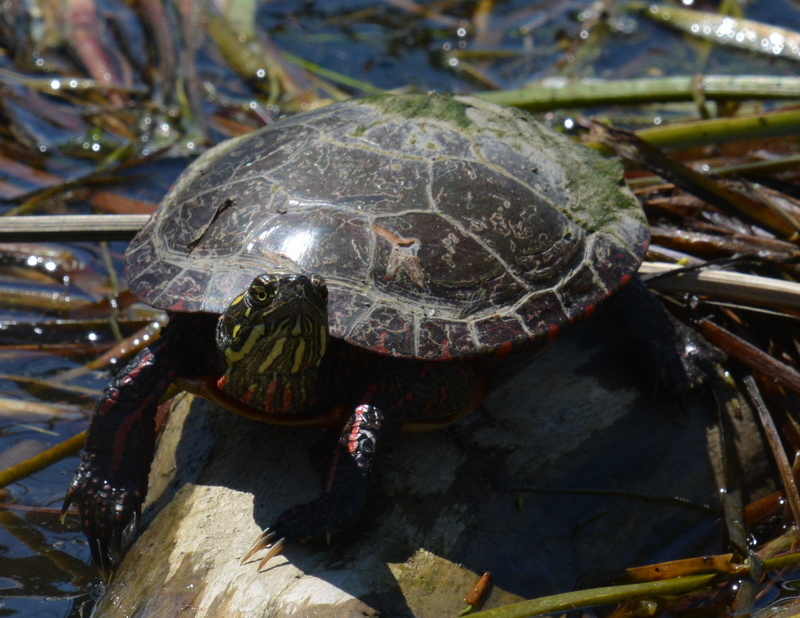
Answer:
(62, 465, 143, 580)
(610, 275, 721, 400)
(243, 491, 364, 570)
(658, 316, 721, 397)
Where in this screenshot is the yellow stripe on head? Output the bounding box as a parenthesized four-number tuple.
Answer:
(225, 323, 265, 363)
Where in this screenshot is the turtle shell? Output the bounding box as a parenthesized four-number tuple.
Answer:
(126, 94, 648, 361)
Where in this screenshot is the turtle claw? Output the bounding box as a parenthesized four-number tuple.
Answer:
(258, 539, 287, 571)
(242, 531, 287, 570)
(242, 529, 279, 562)
(243, 492, 363, 570)
(62, 468, 144, 580)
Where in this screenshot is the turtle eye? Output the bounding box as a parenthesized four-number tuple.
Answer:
(249, 285, 272, 306)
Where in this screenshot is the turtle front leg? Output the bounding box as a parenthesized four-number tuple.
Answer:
(244, 402, 388, 569)
(244, 358, 484, 569)
(63, 314, 218, 577)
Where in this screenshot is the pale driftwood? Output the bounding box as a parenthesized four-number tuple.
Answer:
(0, 214, 148, 241)
(94, 316, 759, 616)
(640, 262, 800, 312)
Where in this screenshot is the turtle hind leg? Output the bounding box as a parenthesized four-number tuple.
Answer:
(63, 314, 218, 578)
(608, 275, 722, 401)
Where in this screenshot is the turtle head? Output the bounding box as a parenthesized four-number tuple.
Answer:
(216, 273, 329, 411)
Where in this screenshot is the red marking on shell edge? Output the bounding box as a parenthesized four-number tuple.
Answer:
(368, 332, 392, 356)
(170, 299, 187, 311)
(439, 340, 452, 361)
(584, 304, 596, 319)
(496, 340, 513, 359)
(619, 273, 633, 287)
(547, 323, 560, 341)
(217, 375, 228, 390)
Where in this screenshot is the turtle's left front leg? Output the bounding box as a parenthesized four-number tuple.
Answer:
(245, 359, 483, 569)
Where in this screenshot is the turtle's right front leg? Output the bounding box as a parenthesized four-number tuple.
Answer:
(63, 315, 217, 577)
(244, 358, 484, 569)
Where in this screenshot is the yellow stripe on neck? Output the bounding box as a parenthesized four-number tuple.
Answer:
(257, 336, 287, 374)
(291, 339, 307, 373)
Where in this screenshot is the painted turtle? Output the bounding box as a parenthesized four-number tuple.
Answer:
(64, 94, 649, 575)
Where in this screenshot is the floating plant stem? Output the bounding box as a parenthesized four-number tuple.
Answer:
(743, 375, 800, 526)
(281, 51, 384, 95)
(636, 107, 800, 151)
(697, 321, 800, 397)
(0, 68, 147, 95)
(0, 431, 87, 489)
(468, 573, 718, 617)
(478, 75, 800, 111)
(636, 3, 800, 63)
